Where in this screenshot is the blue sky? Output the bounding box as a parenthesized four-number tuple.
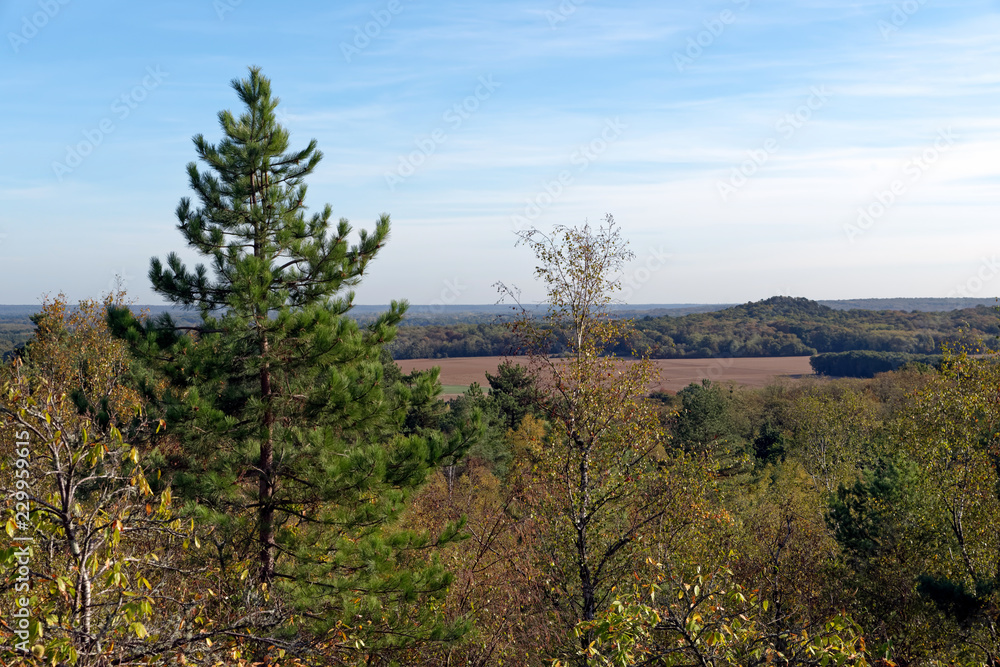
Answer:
(2, 0, 1000, 306)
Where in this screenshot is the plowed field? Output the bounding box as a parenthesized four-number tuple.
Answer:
(396, 356, 815, 396)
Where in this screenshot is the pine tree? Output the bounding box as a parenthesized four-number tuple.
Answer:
(118, 67, 471, 657)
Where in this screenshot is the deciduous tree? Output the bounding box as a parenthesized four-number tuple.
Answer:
(0, 296, 213, 666)
(498, 216, 698, 664)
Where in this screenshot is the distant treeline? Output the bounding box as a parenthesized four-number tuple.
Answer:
(0, 316, 34, 361)
(810, 350, 943, 378)
(389, 296, 1000, 360)
(0, 306, 203, 360)
(4, 296, 1000, 361)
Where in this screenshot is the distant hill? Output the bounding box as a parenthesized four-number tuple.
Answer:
(388, 296, 1000, 359)
(724, 296, 834, 319)
(617, 296, 1000, 359)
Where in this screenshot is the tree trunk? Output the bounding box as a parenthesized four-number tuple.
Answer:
(259, 338, 276, 584)
(577, 442, 594, 666)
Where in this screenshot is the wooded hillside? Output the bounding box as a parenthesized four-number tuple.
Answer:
(388, 296, 1000, 359)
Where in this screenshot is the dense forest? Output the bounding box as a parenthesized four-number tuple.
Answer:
(6, 68, 1000, 667)
(809, 350, 944, 378)
(10, 292, 1000, 665)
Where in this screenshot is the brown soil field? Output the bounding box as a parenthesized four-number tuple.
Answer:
(396, 356, 815, 396)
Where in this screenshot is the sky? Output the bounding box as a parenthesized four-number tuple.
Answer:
(2, 0, 1000, 307)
